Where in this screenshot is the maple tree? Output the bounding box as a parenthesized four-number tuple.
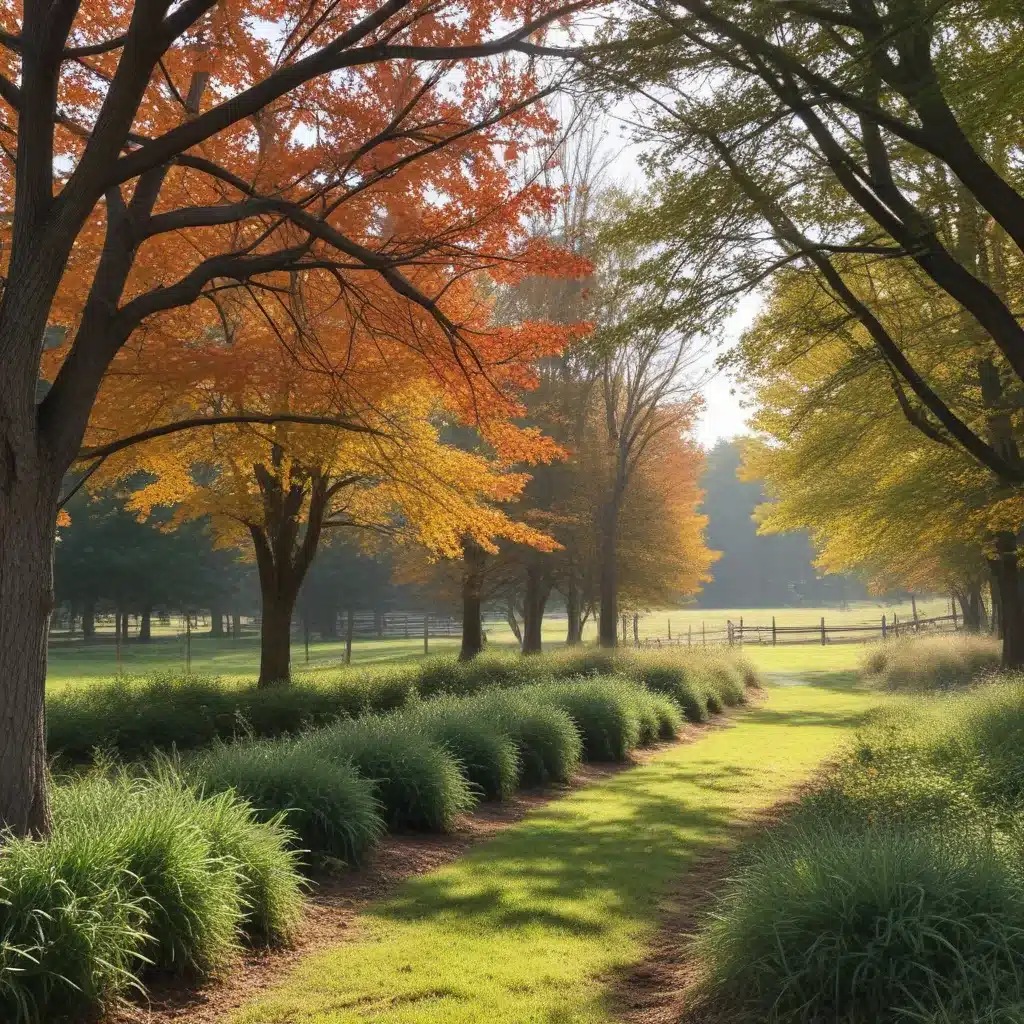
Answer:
(0, 0, 593, 835)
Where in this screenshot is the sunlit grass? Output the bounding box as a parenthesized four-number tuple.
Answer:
(230, 680, 879, 1024)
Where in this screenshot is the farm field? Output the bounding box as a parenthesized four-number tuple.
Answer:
(46, 597, 946, 690)
(229, 676, 879, 1024)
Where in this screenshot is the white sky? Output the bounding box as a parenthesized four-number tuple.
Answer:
(601, 114, 758, 449)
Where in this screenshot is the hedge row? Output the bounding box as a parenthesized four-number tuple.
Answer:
(695, 679, 1024, 1023)
(1, 769, 303, 1024)
(188, 677, 686, 863)
(48, 648, 758, 764)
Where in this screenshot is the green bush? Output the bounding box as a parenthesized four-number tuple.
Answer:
(477, 692, 582, 787)
(646, 692, 685, 741)
(415, 653, 545, 698)
(307, 716, 476, 832)
(698, 824, 1024, 1023)
(409, 697, 520, 801)
(532, 679, 642, 762)
(0, 770, 303, 1024)
(546, 647, 619, 679)
(627, 660, 709, 722)
(191, 739, 384, 865)
(861, 633, 1001, 690)
(47, 670, 419, 763)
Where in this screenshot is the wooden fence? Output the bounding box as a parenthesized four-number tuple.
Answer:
(642, 611, 961, 648)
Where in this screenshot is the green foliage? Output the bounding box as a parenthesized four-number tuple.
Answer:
(407, 697, 521, 801)
(415, 653, 543, 698)
(531, 679, 643, 762)
(696, 678, 1024, 1023)
(699, 825, 1024, 1024)
(861, 634, 1001, 690)
(307, 717, 477, 833)
(191, 740, 384, 866)
(476, 691, 583, 787)
(47, 670, 418, 763)
(0, 770, 301, 1024)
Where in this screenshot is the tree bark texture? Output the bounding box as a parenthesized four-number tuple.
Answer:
(993, 533, 1024, 669)
(598, 499, 619, 648)
(459, 540, 486, 661)
(564, 579, 583, 646)
(139, 606, 152, 641)
(522, 564, 550, 655)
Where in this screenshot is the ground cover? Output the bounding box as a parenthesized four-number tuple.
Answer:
(225, 677, 877, 1024)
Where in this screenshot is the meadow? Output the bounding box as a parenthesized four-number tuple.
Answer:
(46, 597, 947, 690)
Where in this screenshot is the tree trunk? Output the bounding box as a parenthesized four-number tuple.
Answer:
(506, 596, 522, 644)
(374, 607, 384, 638)
(993, 533, 1024, 668)
(232, 612, 241, 638)
(564, 579, 583, 646)
(522, 565, 550, 655)
(258, 591, 295, 686)
(633, 612, 639, 647)
(210, 603, 225, 638)
(139, 606, 152, 642)
(82, 598, 95, 639)
(459, 540, 486, 662)
(0, 497, 57, 837)
(598, 499, 618, 648)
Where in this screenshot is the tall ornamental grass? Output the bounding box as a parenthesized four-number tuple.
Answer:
(0, 769, 303, 1024)
(861, 633, 1001, 690)
(694, 679, 1024, 1023)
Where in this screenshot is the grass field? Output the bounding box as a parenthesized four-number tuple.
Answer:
(230, 675, 880, 1024)
(46, 598, 945, 690)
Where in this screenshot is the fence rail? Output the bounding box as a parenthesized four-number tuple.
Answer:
(642, 611, 961, 648)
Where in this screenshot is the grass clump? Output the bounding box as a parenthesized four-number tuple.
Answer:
(47, 669, 419, 763)
(415, 653, 543, 698)
(306, 716, 476, 832)
(407, 697, 520, 801)
(0, 769, 303, 1024)
(531, 679, 643, 761)
(476, 691, 582, 786)
(191, 739, 384, 866)
(699, 825, 1024, 1023)
(861, 633, 1000, 690)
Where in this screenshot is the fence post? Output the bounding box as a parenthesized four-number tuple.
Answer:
(727, 620, 734, 647)
(951, 602, 957, 631)
(894, 613, 899, 637)
(423, 614, 429, 655)
(820, 616, 826, 645)
(739, 616, 744, 646)
(116, 614, 122, 676)
(667, 618, 671, 640)
(912, 594, 919, 631)
(404, 615, 409, 640)
(688, 624, 692, 647)
(882, 614, 887, 639)
(702, 621, 706, 646)
(772, 615, 777, 646)
(185, 614, 191, 674)
(345, 607, 354, 665)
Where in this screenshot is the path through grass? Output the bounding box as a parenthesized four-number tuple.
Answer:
(231, 679, 879, 1024)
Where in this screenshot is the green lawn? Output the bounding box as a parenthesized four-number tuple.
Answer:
(231, 676, 880, 1024)
(46, 598, 933, 691)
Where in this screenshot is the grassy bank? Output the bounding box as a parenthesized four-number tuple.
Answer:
(229, 680, 878, 1024)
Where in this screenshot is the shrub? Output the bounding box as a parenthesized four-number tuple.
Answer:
(192, 739, 384, 865)
(0, 828, 147, 1023)
(408, 698, 520, 801)
(861, 633, 1000, 690)
(0, 769, 303, 1024)
(698, 824, 1024, 1024)
(532, 680, 642, 761)
(626, 656, 709, 723)
(47, 670, 419, 763)
(646, 692, 685, 741)
(477, 692, 582, 787)
(546, 647, 619, 679)
(306, 717, 476, 832)
(415, 653, 544, 698)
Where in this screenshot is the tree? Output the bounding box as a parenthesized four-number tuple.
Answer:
(0, 0, 591, 833)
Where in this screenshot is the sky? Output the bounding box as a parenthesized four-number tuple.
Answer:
(600, 113, 759, 450)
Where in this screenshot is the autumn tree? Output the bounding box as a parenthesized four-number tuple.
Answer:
(0, 0, 593, 835)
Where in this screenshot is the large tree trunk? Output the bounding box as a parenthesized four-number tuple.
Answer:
(506, 596, 522, 644)
(82, 598, 95, 639)
(232, 612, 241, 638)
(459, 540, 486, 661)
(258, 591, 295, 686)
(209, 602, 225, 638)
(993, 533, 1024, 668)
(139, 606, 152, 642)
(598, 499, 619, 648)
(0, 494, 58, 837)
(564, 578, 583, 646)
(522, 565, 550, 655)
